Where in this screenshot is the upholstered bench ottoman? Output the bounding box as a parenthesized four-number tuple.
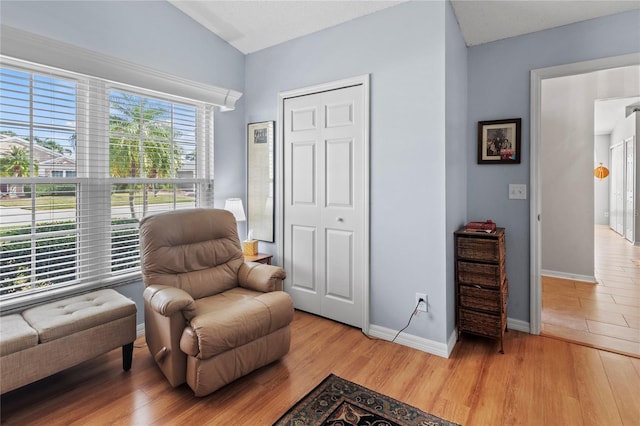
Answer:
(0, 289, 137, 394)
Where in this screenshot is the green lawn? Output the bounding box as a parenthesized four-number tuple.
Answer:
(0, 192, 194, 210)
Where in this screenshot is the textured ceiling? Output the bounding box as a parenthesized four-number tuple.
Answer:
(168, 0, 640, 54)
(450, 0, 640, 46)
(169, 0, 406, 54)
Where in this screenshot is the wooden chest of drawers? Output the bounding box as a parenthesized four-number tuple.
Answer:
(454, 228, 508, 353)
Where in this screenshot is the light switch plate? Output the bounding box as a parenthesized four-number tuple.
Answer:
(509, 184, 527, 200)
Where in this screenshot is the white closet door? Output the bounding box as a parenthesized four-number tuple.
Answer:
(283, 84, 365, 328)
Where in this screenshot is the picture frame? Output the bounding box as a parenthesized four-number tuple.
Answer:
(477, 118, 521, 164)
(247, 121, 275, 242)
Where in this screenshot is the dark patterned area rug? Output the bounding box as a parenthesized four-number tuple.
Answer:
(273, 374, 460, 426)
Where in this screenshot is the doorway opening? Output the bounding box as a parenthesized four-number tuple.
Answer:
(540, 96, 638, 357)
(530, 54, 640, 356)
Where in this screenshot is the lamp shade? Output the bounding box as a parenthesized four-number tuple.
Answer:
(594, 163, 609, 180)
(224, 198, 246, 222)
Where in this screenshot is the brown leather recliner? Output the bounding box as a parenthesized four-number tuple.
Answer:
(139, 208, 293, 397)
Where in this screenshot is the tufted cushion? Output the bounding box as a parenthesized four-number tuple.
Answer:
(21, 289, 136, 343)
(140, 209, 244, 299)
(0, 314, 38, 356)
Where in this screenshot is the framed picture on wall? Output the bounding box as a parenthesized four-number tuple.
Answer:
(477, 118, 521, 164)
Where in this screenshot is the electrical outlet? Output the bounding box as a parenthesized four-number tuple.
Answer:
(415, 293, 427, 312)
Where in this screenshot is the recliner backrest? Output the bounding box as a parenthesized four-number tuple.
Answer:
(139, 208, 244, 299)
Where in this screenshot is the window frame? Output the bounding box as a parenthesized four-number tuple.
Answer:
(0, 56, 217, 311)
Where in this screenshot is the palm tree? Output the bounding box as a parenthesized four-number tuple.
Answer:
(0, 146, 37, 177)
(0, 146, 38, 197)
(109, 94, 182, 218)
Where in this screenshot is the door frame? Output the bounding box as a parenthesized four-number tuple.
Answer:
(276, 75, 371, 333)
(624, 137, 635, 243)
(529, 53, 640, 334)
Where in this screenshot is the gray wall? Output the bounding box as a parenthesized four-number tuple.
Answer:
(541, 73, 596, 279)
(0, 0, 247, 324)
(467, 9, 640, 323)
(0, 1, 244, 89)
(445, 1, 469, 339)
(244, 1, 456, 343)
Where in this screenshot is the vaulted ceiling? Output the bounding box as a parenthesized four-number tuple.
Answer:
(168, 0, 639, 134)
(168, 1, 640, 54)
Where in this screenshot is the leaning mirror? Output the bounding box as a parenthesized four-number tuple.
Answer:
(247, 121, 275, 242)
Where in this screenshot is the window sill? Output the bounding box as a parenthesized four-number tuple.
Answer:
(0, 273, 142, 315)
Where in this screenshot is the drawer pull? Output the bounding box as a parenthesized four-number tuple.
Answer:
(474, 285, 482, 289)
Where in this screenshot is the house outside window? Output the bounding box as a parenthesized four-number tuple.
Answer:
(0, 58, 214, 300)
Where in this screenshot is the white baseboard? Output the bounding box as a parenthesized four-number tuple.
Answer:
(447, 328, 458, 356)
(367, 317, 531, 359)
(136, 323, 145, 337)
(367, 325, 452, 358)
(507, 317, 530, 333)
(541, 269, 597, 283)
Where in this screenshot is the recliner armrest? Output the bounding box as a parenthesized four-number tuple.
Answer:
(238, 262, 287, 292)
(143, 285, 195, 316)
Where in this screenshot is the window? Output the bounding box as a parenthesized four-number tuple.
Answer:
(0, 58, 214, 300)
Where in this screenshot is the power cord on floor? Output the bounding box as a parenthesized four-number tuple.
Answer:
(391, 299, 422, 343)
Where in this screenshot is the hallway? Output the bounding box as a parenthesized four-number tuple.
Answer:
(542, 225, 640, 358)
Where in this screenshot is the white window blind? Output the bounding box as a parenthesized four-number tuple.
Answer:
(0, 57, 214, 301)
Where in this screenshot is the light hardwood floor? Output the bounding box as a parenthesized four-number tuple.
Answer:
(542, 225, 640, 358)
(2, 310, 639, 425)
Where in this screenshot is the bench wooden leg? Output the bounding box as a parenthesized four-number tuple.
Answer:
(122, 342, 134, 371)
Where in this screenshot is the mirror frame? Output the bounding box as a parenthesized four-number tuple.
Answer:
(247, 121, 275, 242)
